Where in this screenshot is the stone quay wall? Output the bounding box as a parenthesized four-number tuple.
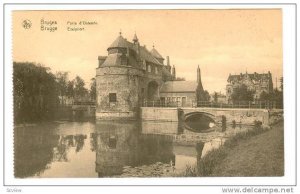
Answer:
(140, 107, 180, 122)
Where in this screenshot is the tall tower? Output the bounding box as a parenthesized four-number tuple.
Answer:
(96, 32, 142, 120)
(196, 65, 205, 101)
(197, 65, 201, 83)
(197, 65, 204, 90)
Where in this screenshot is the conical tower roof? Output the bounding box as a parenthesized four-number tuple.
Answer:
(108, 33, 131, 49)
(150, 45, 164, 60)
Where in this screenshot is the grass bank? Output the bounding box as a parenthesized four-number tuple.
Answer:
(180, 120, 284, 177)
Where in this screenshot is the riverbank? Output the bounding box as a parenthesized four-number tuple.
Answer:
(180, 120, 284, 177)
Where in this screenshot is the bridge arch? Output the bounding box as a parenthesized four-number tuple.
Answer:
(183, 111, 216, 133)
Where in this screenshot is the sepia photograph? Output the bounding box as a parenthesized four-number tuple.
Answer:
(11, 8, 286, 179)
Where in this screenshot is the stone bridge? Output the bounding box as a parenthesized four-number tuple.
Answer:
(140, 107, 270, 126)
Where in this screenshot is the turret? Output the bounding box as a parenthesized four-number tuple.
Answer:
(132, 32, 140, 56)
(133, 32, 139, 44)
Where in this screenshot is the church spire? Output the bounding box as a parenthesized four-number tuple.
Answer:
(196, 65, 204, 101)
(197, 65, 201, 84)
(133, 32, 139, 44)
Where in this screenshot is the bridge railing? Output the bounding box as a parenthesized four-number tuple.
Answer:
(196, 101, 282, 109)
(142, 100, 282, 109)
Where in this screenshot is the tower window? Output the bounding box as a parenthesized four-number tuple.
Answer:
(109, 93, 117, 102)
(108, 136, 117, 149)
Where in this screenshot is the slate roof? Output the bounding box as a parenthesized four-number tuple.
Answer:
(109, 35, 130, 48)
(160, 81, 198, 93)
(101, 53, 122, 67)
(107, 35, 163, 66)
(227, 72, 271, 82)
(150, 47, 164, 59)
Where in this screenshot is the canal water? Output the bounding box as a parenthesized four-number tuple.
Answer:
(14, 119, 251, 178)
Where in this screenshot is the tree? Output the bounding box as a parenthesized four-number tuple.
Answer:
(13, 62, 59, 123)
(66, 80, 74, 98)
(272, 89, 283, 108)
(213, 92, 218, 103)
(73, 76, 88, 100)
(259, 91, 271, 101)
(203, 90, 210, 101)
(89, 78, 96, 101)
(231, 84, 254, 103)
(55, 71, 69, 105)
(280, 77, 283, 91)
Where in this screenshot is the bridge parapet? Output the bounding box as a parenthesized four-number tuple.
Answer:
(181, 107, 270, 126)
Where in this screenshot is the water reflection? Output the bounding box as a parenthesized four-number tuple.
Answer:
(14, 120, 252, 178)
(14, 122, 97, 178)
(94, 121, 176, 177)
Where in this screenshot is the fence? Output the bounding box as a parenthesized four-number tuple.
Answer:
(142, 100, 283, 109)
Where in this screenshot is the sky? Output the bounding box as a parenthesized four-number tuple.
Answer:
(13, 9, 282, 93)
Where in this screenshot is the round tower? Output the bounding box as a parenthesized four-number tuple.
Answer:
(96, 32, 143, 120)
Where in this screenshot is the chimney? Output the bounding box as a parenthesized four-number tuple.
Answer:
(172, 65, 176, 80)
(166, 56, 170, 66)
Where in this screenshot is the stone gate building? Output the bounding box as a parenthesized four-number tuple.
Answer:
(96, 32, 205, 120)
(96, 32, 176, 119)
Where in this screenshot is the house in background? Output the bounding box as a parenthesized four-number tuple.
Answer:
(160, 81, 198, 107)
(159, 66, 206, 107)
(226, 71, 273, 103)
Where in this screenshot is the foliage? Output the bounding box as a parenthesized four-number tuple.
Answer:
(231, 84, 254, 103)
(89, 78, 96, 101)
(55, 71, 69, 105)
(66, 80, 74, 98)
(213, 92, 218, 103)
(279, 77, 283, 91)
(259, 91, 271, 101)
(13, 62, 93, 123)
(55, 71, 68, 96)
(13, 62, 59, 123)
(74, 76, 88, 100)
(181, 122, 267, 177)
(272, 89, 283, 108)
(203, 90, 210, 101)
